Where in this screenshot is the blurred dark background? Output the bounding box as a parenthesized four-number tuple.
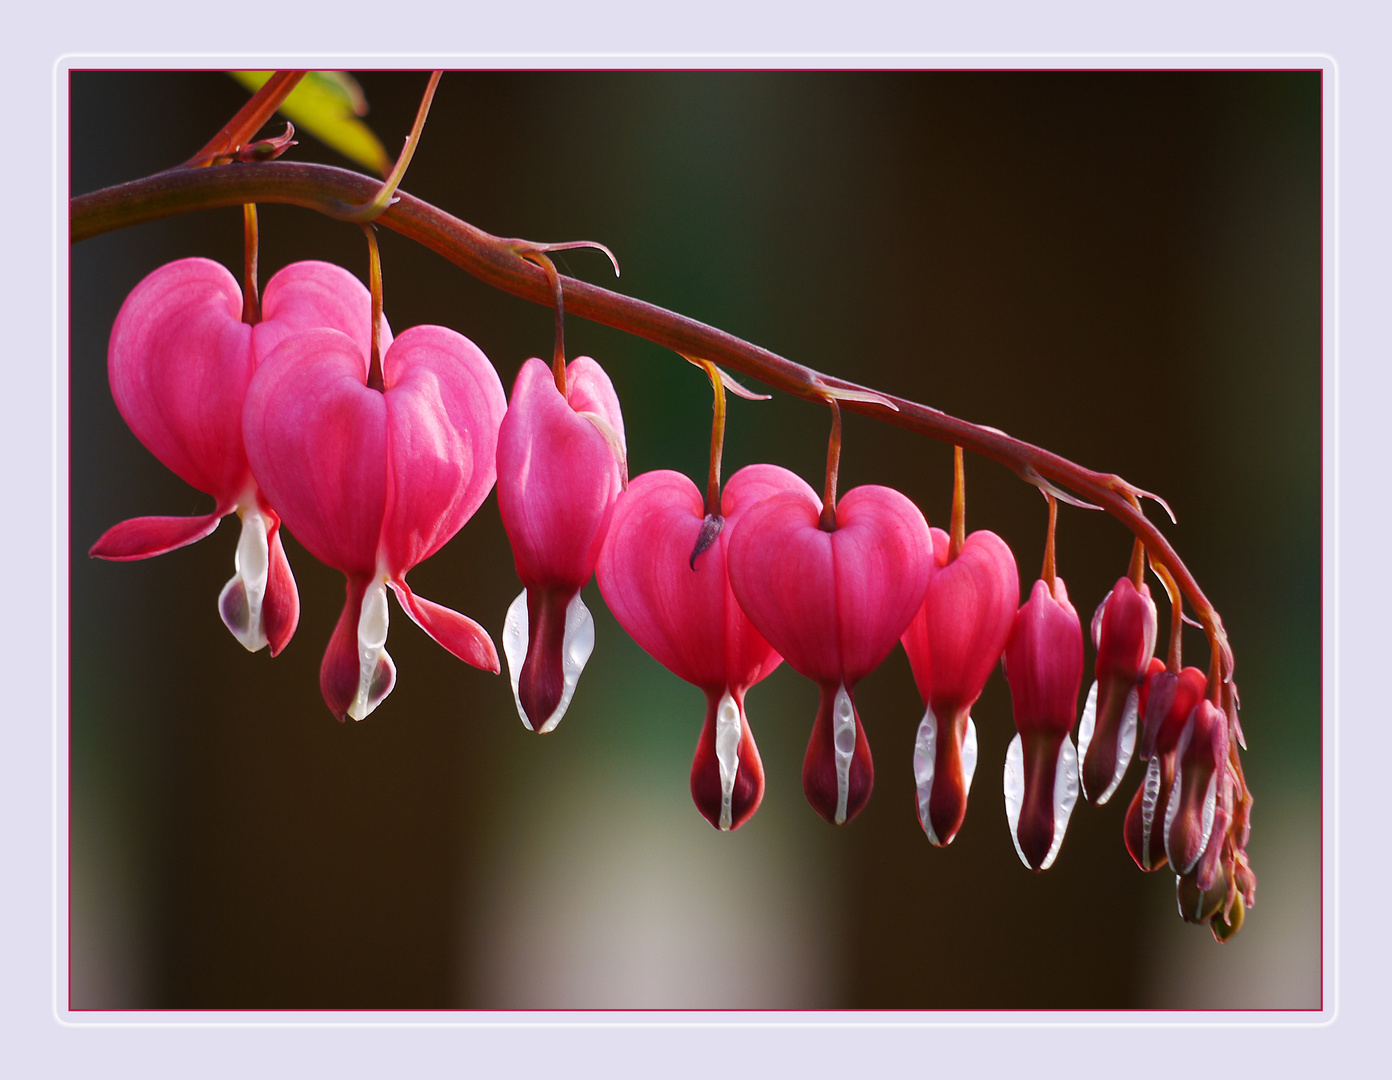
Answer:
(68, 70, 1320, 1010)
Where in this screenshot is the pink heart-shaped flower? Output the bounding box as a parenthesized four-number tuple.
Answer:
(901, 527, 1018, 846)
(93, 258, 388, 656)
(244, 323, 505, 721)
(596, 464, 799, 830)
(726, 470, 933, 824)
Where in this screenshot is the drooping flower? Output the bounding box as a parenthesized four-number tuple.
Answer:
(242, 324, 505, 720)
(1122, 659, 1207, 871)
(92, 258, 386, 655)
(596, 465, 802, 830)
(726, 470, 934, 825)
(900, 527, 1018, 846)
(1164, 697, 1230, 876)
(496, 356, 626, 733)
(1077, 575, 1158, 804)
(1001, 576, 1083, 870)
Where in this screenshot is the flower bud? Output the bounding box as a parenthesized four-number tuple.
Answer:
(1163, 698, 1230, 875)
(1123, 662, 1207, 870)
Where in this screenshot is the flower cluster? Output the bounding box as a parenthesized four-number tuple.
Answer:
(95, 253, 1254, 942)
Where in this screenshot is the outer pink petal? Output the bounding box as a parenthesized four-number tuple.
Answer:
(907, 528, 1018, 710)
(597, 470, 727, 689)
(1005, 577, 1083, 737)
(108, 257, 253, 501)
(496, 358, 624, 590)
(379, 325, 506, 573)
(726, 482, 840, 683)
(564, 356, 626, 446)
(243, 328, 386, 575)
(388, 580, 500, 674)
(254, 260, 392, 364)
(832, 485, 934, 685)
(88, 509, 226, 561)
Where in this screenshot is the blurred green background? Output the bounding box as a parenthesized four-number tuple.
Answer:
(68, 70, 1320, 1009)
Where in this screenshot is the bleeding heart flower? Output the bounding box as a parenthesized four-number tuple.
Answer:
(597, 465, 803, 830)
(901, 527, 1018, 846)
(92, 257, 385, 655)
(1001, 576, 1083, 870)
(1123, 660, 1207, 871)
(496, 356, 626, 733)
(1164, 697, 1230, 876)
(726, 469, 934, 825)
(242, 324, 505, 720)
(1077, 575, 1158, 804)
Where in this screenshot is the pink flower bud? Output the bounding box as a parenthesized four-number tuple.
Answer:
(1002, 576, 1083, 870)
(94, 258, 383, 655)
(496, 358, 626, 733)
(596, 465, 799, 830)
(726, 470, 934, 825)
(1078, 575, 1157, 804)
(243, 325, 505, 721)
(1163, 698, 1230, 875)
(1123, 662, 1207, 871)
(900, 528, 1018, 846)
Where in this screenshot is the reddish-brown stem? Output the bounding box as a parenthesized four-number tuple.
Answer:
(1128, 535, 1145, 589)
(1151, 558, 1184, 672)
(697, 359, 727, 519)
(241, 203, 260, 325)
(820, 398, 841, 532)
(67, 160, 1230, 686)
(187, 71, 306, 168)
(361, 224, 384, 392)
(1042, 494, 1057, 590)
(948, 445, 965, 563)
(343, 70, 443, 222)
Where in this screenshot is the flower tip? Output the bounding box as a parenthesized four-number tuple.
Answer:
(502, 588, 595, 733)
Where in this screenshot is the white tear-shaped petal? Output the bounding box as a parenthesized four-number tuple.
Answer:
(1002, 733, 1079, 870)
(217, 505, 271, 652)
(963, 716, 978, 793)
(832, 682, 856, 826)
(348, 580, 392, 721)
(1076, 680, 1099, 793)
(1140, 755, 1163, 867)
(1102, 685, 1140, 806)
(1003, 734, 1028, 867)
(913, 710, 978, 846)
(715, 690, 742, 831)
(1077, 680, 1139, 806)
(501, 589, 596, 734)
(912, 704, 940, 843)
(1163, 712, 1218, 874)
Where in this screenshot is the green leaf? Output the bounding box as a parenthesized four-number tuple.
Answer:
(230, 71, 391, 177)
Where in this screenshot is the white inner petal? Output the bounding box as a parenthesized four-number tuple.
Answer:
(832, 683, 856, 826)
(715, 690, 742, 831)
(217, 505, 270, 653)
(1003, 733, 1028, 868)
(501, 589, 596, 734)
(1002, 733, 1079, 870)
(349, 580, 392, 721)
(912, 705, 939, 843)
(502, 590, 532, 730)
(1097, 684, 1141, 806)
(962, 716, 978, 793)
(1076, 680, 1099, 797)
(1140, 755, 1163, 867)
(1040, 735, 1079, 870)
